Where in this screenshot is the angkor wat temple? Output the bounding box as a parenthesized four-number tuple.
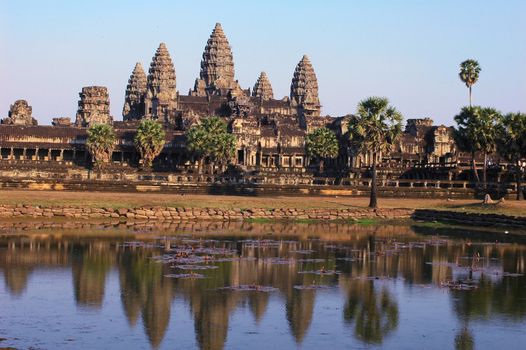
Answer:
(0, 23, 520, 197)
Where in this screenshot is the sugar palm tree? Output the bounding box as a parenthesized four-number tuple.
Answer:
(305, 127, 339, 173)
(459, 59, 481, 107)
(348, 97, 403, 208)
(86, 123, 116, 166)
(454, 106, 501, 192)
(497, 112, 526, 200)
(477, 107, 501, 192)
(134, 119, 166, 169)
(454, 107, 480, 183)
(186, 116, 236, 174)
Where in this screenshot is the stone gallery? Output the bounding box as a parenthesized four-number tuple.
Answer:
(0, 23, 517, 192)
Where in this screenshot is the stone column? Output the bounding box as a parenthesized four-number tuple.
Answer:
(59, 149, 64, 161)
(22, 148, 27, 160)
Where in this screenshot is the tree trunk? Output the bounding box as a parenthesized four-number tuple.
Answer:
(369, 156, 378, 209)
(483, 152, 488, 193)
(319, 158, 324, 173)
(469, 85, 472, 107)
(517, 161, 523, 201)
(471, 152, 480, 184)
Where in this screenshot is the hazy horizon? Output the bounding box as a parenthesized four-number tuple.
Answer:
(1, 0, 525, 126)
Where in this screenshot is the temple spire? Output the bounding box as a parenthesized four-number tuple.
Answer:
(290, 55, 320, 119)
(144, 43, 177, 121)
(123, 62, 147, 121)
(192, 23, 243, 96)
(252, 72, 274, 100)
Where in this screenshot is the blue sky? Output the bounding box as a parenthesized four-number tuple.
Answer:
(1, 0, 525, 125)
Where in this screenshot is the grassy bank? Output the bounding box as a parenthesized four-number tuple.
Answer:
(0, 190, 524, 217)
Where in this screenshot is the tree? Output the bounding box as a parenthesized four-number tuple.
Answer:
(454, 106, 501, 192)
(497, 112, 526, 200)
(459, 59, 481, 107)
(348, 97, 403, 208)
(305, 127, 339, 173)
(186, 116, 236, 174)
(86, 123, 116, 166)
(134, 119, 166, 169)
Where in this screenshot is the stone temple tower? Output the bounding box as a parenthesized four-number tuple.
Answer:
(144, 43, 177, 123)
(1, 100, 38, 126)
(252, 72, 274, 100)
(290, 55, 321, 126)
(122, 62, 147, 121)
(192, 23, 243, 97)
(75, 86, 113, 127)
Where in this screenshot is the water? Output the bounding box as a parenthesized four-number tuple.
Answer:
(1, 221, 525, 350)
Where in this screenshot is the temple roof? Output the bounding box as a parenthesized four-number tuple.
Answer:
(199, 23, 236, 90)
(147, 43, 177, 98)
(123, 63, 147, 120)
(252, 72, 274, 100)
(290, 55, 320, 107)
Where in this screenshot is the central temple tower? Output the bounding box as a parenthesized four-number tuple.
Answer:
(290, 55, 321, 127)
(191, 23, 244, 97)
(144, 43, 177, 123)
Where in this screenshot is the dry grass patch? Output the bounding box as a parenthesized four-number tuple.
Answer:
(0, 190, 524, 217)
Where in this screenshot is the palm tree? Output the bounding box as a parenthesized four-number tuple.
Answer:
(497, 112, 526, 200)
(305, 127, 339, 173)
(459, 59, 481, 107)
(454, 106, 501, 192)
(478, 107, 501, 192)
(86, 123, 116, 166)
(454, 107, 480, 183)
(134, 119, 166, 169)
(348, 97, 403, 208)
(186, 116, 236, 174)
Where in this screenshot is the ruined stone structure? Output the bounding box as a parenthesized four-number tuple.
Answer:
(252, 72, 274, 101)
(290, 55, 321, 128)
(144, 43, 178, 123)
(123, 63, 147, 121)
(191, 23, 244, 97)
(75, 86, 112, 127)
(2, 100, 37, 126)
(0, 22, 522, 196)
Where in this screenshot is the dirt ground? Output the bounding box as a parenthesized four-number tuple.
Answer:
(0, 190, 524, 216)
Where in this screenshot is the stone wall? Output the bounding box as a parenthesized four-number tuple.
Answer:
(0, 204, 413, 221)
(413, 209, 526, 229)
(0, 176, 487, 199)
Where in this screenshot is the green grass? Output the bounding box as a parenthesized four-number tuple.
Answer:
(348, 218, 379, 226)
(243, 217, 386, 225)
(243, 218, 274, 223)
(411, 220, 455, 229)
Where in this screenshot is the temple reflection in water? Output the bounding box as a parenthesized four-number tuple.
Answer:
(1, 222, 526, 350)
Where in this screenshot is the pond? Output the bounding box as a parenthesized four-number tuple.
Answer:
(1, 220, 525, 349)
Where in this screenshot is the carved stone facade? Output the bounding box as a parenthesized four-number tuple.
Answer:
(0, 23, 518, 188)
(123, 62, 147, 121)
(192, 23, 244, 97)
(75, 86, 112, 127)
(290, 55, 321, 127)
(252, 72, 274, 101)
(2, 100, 37, 126)
(52, 117, 72, 127)
(144, 43, 177, 123)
